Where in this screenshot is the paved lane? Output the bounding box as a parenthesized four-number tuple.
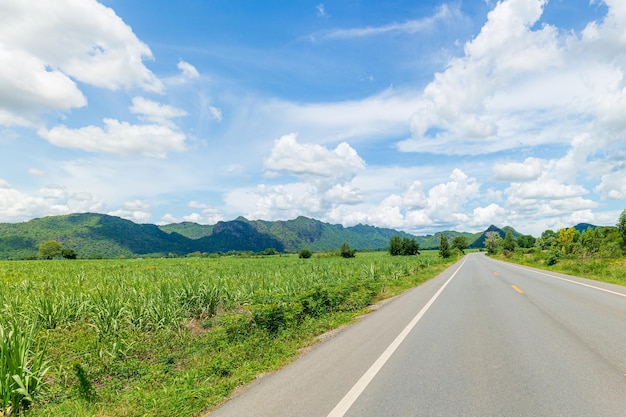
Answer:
(207, 253, 626, 417)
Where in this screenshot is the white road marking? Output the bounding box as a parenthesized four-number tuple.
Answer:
(502, 262, 626, 298)
(326, 257, 468, 417)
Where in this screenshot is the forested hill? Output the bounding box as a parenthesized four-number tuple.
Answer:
(0, 213, 537, 259)
(0, 213, 415, 259)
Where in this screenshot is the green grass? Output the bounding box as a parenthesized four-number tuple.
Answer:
(492, 250, 626, 287)
(0, 252, 457, 416)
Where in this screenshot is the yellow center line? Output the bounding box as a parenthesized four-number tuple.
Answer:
(511, 285, 524, 294)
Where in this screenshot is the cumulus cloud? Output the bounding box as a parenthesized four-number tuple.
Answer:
(396, 0, 626, 159)
(0, 0, 162, 126)
(154, 202, 225, 225)
(108, 200, 152, 223)
(0, 180, 104, 223)
(493, 157, 544, 181)
(38, 118, 186, 157)
(264, 133, 365, 183)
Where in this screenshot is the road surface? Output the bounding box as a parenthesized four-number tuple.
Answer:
(207, 252, 626, 417)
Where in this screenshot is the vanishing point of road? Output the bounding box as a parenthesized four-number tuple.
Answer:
(208, 252, 626, 417)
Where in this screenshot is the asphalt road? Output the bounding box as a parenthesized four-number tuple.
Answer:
(207, 252, 626, 417)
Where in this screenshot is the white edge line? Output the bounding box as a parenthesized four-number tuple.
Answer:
(326, 257, 468, 417)
(504, 262, 626, 298)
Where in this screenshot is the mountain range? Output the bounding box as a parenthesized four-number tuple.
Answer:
(0, 212, 525, 259)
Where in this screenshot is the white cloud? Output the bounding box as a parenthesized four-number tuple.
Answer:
(257, 88, 421, 144)
(595, 167, 626, 200)
(130, 97, 188, 125)
(0, 180, 104, 223)
(177, 60, 200, 80)
(264, 133, 365, 183)
(470, 204, 507, 227)
(493, 157, 544, 181)
(38, 118, 186, 157)
(320, 4, 457, 39)
(0, 0, 162, 126)
(108, 200, 152, 223)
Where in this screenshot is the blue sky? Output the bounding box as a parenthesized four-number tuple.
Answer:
(1, 0, 624, 236)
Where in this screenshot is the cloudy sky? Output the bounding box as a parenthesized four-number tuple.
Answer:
(1, 0, 625, 236)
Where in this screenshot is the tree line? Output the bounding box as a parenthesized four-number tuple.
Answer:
(484, 209, 626, 265)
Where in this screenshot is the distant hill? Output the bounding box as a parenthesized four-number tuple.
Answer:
(0, 213, 417, 259)
(467, 225, 522, 249)
(158, 216, 417, 253)
(0, 213, 529, 259)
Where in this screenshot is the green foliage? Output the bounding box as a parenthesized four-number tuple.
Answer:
(0, 323, 50, 415)
(340, 243, 355, 258)
(73, 363, 96, 402)
(503, 230, 516, 252)
(38, 240, 63, 259)
(557, 227, 580, 255)
(61, 248, 77, 260)
(298, 249, 312, 259)
(0, 253, 457, 417)
(388, 235, 420, 256)
(439, 235, 451, 258)
(516, 234, 536, 249)
(618, 209, 626, 245)
(484, 231, 503, 255)
(545, 249, 561, 266)
(451, 236, 468, 254)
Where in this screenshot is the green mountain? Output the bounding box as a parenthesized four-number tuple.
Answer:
(0, 213, 525, 259)
(467, 225, 522, 249)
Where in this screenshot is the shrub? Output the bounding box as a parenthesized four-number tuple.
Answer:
(545, 249, 561, 266)
(299, 249, 312, 259)
(340, 243, 355, 258)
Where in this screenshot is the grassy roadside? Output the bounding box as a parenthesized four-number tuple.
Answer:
(1, 252, 458, 417)
(490, 251, 626, 287)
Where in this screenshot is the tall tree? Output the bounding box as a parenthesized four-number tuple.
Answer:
(618, 209, 626, 245)
(388, 235, 403, 256)
(485, 231, 503, 254)
(439, 235, 451, 258)
(503, 230, 516, 252)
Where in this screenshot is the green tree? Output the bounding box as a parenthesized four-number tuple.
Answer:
(298, 249, 312, 259)
(484, 231, 502, 254)
(618, 209, 626, 245)
(539, 229, 557, 249)
(503, 230, 516, 252)
(516, 234, 536, 249)
(557, 227, 580, 255)
(388, 235, 403, 256)
(401, 238, 420, 256)
(61, 248, 78, 260)
(451, 236, 468, 254)
(340, 243, 355, 258)
(38, 240, 63, 259)
(439, 235, 451, 258)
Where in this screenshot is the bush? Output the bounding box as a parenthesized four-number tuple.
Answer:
(340, 243, 356, 258)
(545, 249, 561, 266)
(299, 249, 312, 259)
